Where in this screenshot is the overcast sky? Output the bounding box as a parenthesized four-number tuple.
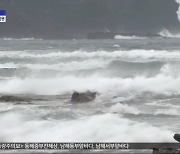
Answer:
(0, 0, 179, 39)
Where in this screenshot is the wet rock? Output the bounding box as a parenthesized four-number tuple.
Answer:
(174, 134, 180, 143)
(0, 95, 28, 102)
(71, 91, 96, 103)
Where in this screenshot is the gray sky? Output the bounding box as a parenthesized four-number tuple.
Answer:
(0, 0, 179, 39)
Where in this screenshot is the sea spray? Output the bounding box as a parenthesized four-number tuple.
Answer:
(176, 0, 180, 22)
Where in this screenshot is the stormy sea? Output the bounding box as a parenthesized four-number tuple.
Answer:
(0, 34, 180, 153)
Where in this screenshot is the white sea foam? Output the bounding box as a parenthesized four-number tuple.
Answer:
(0, 63, 17, 69)
(160, 63, 180, 77)
(114, 35, 146, 39)
(0, 49, 180, 61)
(0, 59, 110, 71)
(0, 103, 14, 112)
(113, 44, 120, 47)
(0, 113, 173, 142)
(1, 38, 41, 41)
(155, 108, 180, 116)
(0, 74, 180, 95)
(146, 99, 179, 107)
(110, 103, 140, 115)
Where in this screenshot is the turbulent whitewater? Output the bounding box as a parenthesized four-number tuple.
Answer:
(0, 38, 180, 147)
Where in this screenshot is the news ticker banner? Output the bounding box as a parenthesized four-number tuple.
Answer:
(0, 143, 180, 150)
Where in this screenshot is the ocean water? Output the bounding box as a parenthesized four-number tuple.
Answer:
(0, 37, 180, 152)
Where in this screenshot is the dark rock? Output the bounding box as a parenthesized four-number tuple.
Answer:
(0, 95, 28, 102)
(71, 91, 96, 103)
(174, 134, 180, 143)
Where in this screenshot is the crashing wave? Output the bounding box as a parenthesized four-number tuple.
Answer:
(158, 29, 180, 38)
(0, 49, 180, 61)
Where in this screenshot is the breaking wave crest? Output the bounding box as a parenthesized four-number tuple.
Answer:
(0, 59, 110, 71)
(0, 73, 180, 95)
(0, 49, 180, 61)
(158, 29, 180, 38)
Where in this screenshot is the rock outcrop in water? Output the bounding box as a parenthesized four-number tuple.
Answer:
(174, 133, 180, 143)
(0, 95, 28, 102)
(71, 91, 96, 103)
